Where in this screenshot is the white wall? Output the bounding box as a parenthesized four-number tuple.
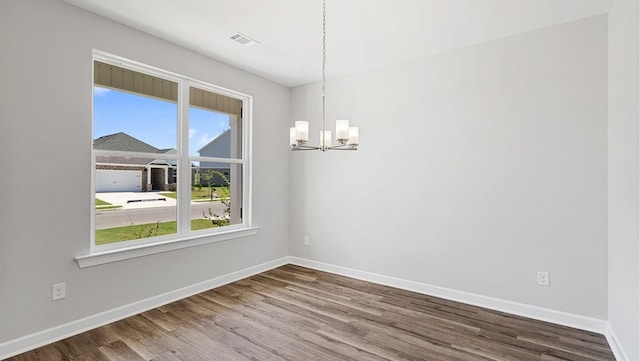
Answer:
(290, 16, 608, 319)
(608, 0, 640, 359)
(0, 0, 289, 344)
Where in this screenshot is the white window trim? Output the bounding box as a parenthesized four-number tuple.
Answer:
(76, 226, 259, 268)
(77, 50, 255, 268)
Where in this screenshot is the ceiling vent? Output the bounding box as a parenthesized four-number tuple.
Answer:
(230, 33, 260, 47)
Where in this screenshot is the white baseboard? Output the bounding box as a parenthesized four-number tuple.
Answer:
(605, 324, 630, 361)
(0, 257, 289, 360)
(289, 257, 609, 335)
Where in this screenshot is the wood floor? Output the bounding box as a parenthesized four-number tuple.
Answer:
(8, 265, 615, 361)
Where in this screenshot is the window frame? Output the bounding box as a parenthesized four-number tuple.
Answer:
(78, 50, 256, 268)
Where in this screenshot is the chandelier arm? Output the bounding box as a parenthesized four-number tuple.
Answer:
(292, 143, 356, 151)
(292, 145, 322, 151)
(324, 144, 358, 150)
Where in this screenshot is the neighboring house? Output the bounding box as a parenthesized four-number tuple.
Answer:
(93, 132, 178, 192)
(197, 129, 232, 185)
(197, 128, 243, 224)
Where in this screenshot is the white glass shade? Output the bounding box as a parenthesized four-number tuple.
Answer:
(295, 121, 309, 142)
(347, 126, 359, 145)
(321, 130, 332, 147)
(289, 127, 296, 145)
(335, 119, 349, 141)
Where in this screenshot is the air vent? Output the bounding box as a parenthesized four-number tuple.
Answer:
(230, 32, 260, 47)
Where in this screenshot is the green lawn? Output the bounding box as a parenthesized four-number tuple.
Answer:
(161, 186, 229, 201)
(95, 198, 111, 206)
(95, 219, 218, 245)
(95, 198, 122, 210)
(97, 205, 123, 210)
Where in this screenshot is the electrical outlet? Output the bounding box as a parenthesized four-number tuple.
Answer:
(52, 283, 66, 300)
(304, 236, 310, 246)
(537, 271, 550, 286)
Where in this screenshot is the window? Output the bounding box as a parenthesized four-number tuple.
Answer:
(88, 51, 254, 260)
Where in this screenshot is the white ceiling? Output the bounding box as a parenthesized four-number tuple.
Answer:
(62, 0, 613, 87)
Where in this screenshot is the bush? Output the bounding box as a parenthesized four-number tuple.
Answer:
(168, 183, 177, 191)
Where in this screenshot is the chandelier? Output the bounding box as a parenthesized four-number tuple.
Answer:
(289, 0, 359, 151)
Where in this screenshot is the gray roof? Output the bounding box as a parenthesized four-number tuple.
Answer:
(94, 132, 175, 166)
(93, 132, 160, 153)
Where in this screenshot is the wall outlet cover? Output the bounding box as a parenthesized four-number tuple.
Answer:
(537, 271, 550, 286)
(52, 283, 66, 300)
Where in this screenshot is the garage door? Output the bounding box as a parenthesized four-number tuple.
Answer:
(96, 170, 142, 192)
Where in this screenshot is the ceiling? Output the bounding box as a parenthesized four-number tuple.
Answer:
(62, 0, 613, 87)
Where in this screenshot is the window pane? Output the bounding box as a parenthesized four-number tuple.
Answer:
(93, 86, 178, 151)
(191, 163, 242, 231)
(95, 158, 178, 245)
(189, 87, 242, 159)
(93, 65, 179, 247)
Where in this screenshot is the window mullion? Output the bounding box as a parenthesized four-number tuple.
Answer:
(177, 80, 191, 235)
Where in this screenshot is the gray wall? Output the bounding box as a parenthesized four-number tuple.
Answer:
(608, 0, 640, 359)
(290, 16, 608, 319)
(0, 0, 289, 342)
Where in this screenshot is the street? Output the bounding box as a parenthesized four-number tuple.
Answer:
(95, 202, 226, 229)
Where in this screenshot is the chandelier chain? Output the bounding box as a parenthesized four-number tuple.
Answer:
(322, 0, 326, 97)
(321, 0, 327, 142)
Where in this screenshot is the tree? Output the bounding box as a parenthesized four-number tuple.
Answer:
(199, 168, 226, 200)
(202, 170, 230, 226)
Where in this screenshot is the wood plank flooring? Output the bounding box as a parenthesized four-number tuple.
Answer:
(8, 265, 616, 360)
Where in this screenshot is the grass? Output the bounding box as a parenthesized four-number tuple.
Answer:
(95, 198, 122, 210)
(96, 205, 123, 210)
(161, 186, 230, 201)
(95, 198, 111, 206)
(95, 219, 218, 245)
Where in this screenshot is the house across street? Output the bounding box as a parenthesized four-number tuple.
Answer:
(94, 132, 179, 192)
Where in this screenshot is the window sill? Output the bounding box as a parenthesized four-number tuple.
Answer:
(76, 226, 259, 268)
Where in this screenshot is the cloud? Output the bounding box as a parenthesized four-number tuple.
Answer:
(93, 87, 112, 96)
(197, 133, 214, 148)
(189, 128, 196, 139)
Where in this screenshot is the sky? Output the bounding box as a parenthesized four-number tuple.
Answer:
(93, 86, 230, 156)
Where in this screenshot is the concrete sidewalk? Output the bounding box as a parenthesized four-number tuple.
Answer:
(96, 192, 177, 209)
